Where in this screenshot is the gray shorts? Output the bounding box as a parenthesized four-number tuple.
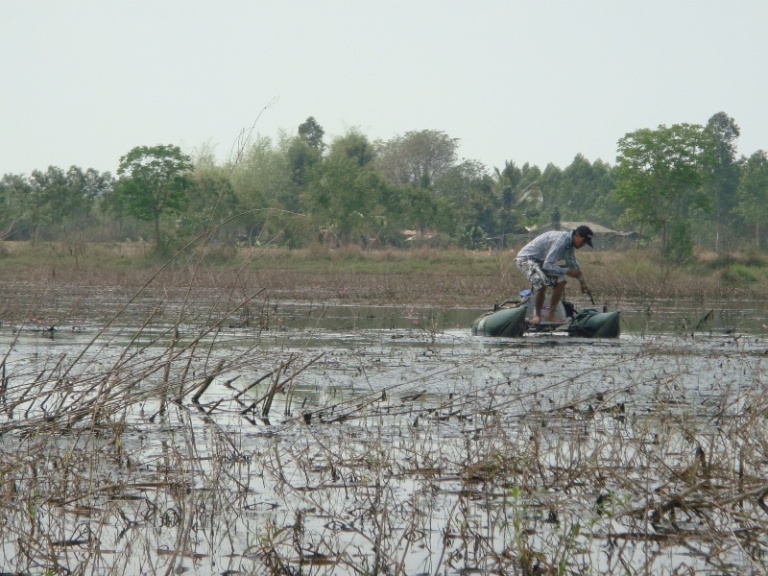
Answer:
(516, 258, 563, 291)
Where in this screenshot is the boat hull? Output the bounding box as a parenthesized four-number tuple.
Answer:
(471, 302, 620, 338)
(471, 304, 529, 337)
(567, 309, 621, 338)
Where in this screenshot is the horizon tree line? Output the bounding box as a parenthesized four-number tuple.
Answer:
(1, 111, 767, 262)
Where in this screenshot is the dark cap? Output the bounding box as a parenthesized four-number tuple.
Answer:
(575, 225, 594, 247)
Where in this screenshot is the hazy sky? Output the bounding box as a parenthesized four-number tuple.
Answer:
(3, 1, 766, 177)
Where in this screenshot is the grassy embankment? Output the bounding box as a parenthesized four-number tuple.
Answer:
(0, 240, 766, 307)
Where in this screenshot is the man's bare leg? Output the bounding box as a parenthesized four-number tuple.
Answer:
(532, 287, 547, 324)
(546, 281, 567, 322)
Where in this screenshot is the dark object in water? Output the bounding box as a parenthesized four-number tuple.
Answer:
(472, 295, 620, 339)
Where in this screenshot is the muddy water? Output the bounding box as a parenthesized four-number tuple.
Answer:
(265, 297, 763, 335)
(1, 298, 767, 575)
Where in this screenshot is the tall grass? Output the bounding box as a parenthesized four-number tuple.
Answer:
(2, 241, 768, 308)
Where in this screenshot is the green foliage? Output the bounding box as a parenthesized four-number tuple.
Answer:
(663, 221, 694, 265)
(536, 163, 563, 220)
(114, 144, 194, 252)
(0, 173, 33, 240)
(179, 169, 240, 241)
(460, 223, 486, 249)
(230, 134, 296, 245)
(303, 155, 386, 244)
(615, 123, 716, 252)
(435, 160, 498, 243)
(736, 150, 768, 248)
(402, 186, 439, 234)
(560, 155, 617, 222)
(0, 166, 112, 242)
(328, 128, 375, 167)
(264, 210, 313, 249)
(53, 167, 112, 236)
(375, 129, 459, 188)
(701, 112, 741, 250)
(721, 263, 759, 284)
(287, 117, 325, 191)
(298, 116, 325, 151)
(287, 138, 321, 189)
(5, 109, 763, 255)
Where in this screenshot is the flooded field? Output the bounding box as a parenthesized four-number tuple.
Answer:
(1, 290, 768, 575)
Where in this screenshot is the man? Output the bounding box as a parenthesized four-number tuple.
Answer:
(515, 225, 594, 324)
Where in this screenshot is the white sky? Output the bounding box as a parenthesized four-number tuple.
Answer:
(2, 1, 766, 177)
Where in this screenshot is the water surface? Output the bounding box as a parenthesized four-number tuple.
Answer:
(0, 297, 766, 575)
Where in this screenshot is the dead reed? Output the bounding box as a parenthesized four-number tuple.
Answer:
(2, 241, 768, 310)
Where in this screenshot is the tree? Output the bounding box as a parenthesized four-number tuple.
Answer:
(230, 134, 297, 246)
(615, 123, 715, 256)
(178, 146, 241, 243)
(435, 160, 496, 246)
(587, 162, 623, 225)
(375, 130, 459, 189)
(703, 112, 741, 251)
(0, 166, 112, 243)
(537, 163, 564, 225)
(736, 150, 768, 248)
(114, 144, 193, 252)
(287, 117, 325, 193)
(328, 128, 375, 167)
(493, 161, 523, 243)
(303, 130, 394, 246)
(0, 173, 33, 240)
(560, 154, 615, 220)
(303, 154, 386, 245)
(55, 167, 111, 237)
(298, 116, 325, 151)
(25, 167, 64, 240)
(180, 170, 240, 242)
(516, 163, 544, 225)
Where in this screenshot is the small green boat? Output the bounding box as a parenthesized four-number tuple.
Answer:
(471, 293, 620, 338)
(471, 302, 530, 338)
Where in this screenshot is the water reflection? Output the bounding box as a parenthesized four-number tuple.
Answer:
(260, 298, 764, 336)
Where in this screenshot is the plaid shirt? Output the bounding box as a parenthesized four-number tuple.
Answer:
(516, 230, 580, 277)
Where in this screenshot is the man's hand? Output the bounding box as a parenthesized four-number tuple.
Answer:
(580, 282, 590, 294)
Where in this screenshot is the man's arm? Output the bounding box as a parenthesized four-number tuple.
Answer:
(564, 250, 580, 272)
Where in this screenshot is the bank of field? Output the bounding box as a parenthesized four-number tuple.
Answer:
(1, 241, 768, 312)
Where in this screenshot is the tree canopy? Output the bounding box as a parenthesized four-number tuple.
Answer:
(113, 144, 193, 252)
(2, 110, 766, 255)
(615, 123, 716, 259)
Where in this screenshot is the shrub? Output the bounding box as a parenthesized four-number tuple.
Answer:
(721, 264, 759, 284)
